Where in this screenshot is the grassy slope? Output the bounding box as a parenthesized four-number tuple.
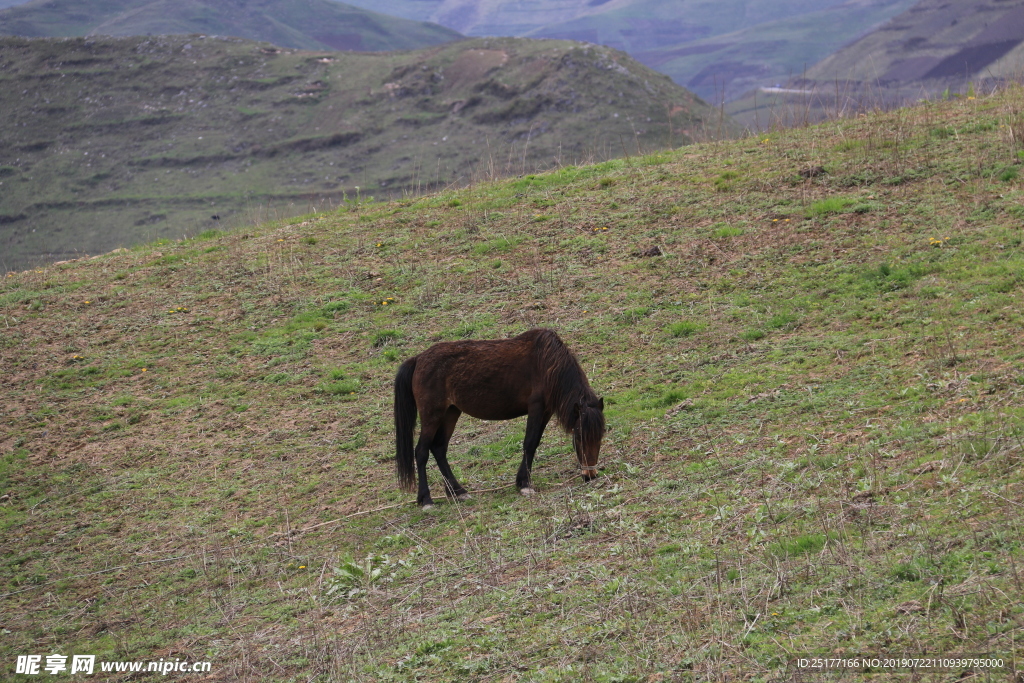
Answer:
(0, 34, 725, 273)
(3, 86, 1024, 681)
(0, 0, 462, 51)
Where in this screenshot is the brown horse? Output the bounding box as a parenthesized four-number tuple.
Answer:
(394, 328, 605, 508)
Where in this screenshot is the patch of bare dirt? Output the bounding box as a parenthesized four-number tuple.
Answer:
(443, 48, 508, 92)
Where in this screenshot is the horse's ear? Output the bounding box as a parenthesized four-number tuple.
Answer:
(597, 396, 604, 411)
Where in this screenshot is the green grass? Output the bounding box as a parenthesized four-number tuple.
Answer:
(807, 195, 856, 217)
(3, 86, 1024, 681)
(667, 320, 704, 337)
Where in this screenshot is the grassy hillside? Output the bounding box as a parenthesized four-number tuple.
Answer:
(0, 34, 725, 273)
(0, 0, 463, 52)
(4, 84, 1024, 681)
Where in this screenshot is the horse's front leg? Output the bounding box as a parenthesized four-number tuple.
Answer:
(517, 406, 551, 496)
(432, 407, 469, 501)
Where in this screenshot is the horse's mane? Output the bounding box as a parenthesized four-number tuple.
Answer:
(534, 329, 604, 444)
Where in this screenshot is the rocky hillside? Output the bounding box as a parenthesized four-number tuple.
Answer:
(0, 34, 731, 272)
(341, 0, 917, 101)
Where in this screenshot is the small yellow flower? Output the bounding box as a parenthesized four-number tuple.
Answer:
(299, 565, 306, 569)
(84, 301, 91, 304)
(141, 368, 147, 372)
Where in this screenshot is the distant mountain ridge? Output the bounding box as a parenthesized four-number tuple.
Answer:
(804, 0, 1024, 86)
(626, 0, 917, 101)
(0, 0, 463, 52)
(337, 0, 919, 100)
(0, 0, 937, 101)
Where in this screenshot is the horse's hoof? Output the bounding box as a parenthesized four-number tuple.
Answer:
(520, 487, 535, 496)
(456, 493, 472, 501)
(421, 503, 435, 511)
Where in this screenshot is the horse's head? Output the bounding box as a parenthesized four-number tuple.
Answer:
(573, 396, 605, 481)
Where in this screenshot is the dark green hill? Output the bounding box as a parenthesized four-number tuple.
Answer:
(0, 0, 463, 52)
(0, 34, 731, 272)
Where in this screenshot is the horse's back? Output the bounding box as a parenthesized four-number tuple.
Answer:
(410, 333, 546, 420)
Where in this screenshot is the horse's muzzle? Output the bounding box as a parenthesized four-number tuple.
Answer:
(581, 465, 598, 482)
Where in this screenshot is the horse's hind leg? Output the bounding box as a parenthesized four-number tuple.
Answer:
(432, 407, 469, 501)
(414, 435, 434, 509)
(414, 413, 443, 509)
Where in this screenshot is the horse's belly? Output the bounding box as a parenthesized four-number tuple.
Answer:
(452, 386, 529, 421)
(460, 404, 529, 421)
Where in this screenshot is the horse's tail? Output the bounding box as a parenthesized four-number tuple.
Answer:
(394, 356, 418, 492)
